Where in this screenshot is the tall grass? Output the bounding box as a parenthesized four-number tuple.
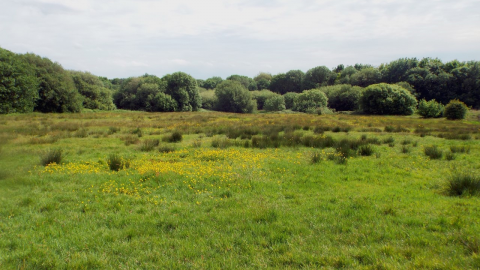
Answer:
(40, 149, 63, 166)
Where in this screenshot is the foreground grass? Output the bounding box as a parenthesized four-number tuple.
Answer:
(0, 111, 480, 269)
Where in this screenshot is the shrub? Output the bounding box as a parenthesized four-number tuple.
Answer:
(140, 139, 160, 151)
(214, 80, 256, 113)
(359, 83, 417, 115)
(424, 145, 443, 159)
(107, 154, 130, 171)
(417, 99, 444, 118)
(40, 149, 62, 166)
(319, 84, 362, 111)
(264, 95, 286, 112)
(358, 144, 374, 156)
(199, 90, 216, 110)
(162, 131, 182, 143)
(445, 174, 480, 196)
(292, 89, 328, 113)
(251, 90, 277, 110)
(283, 92, 298, 109)
(444, 99, 468, 120)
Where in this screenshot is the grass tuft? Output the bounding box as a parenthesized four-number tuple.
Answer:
(107, 154, 130, 171)
(40, 149, 63, 166)
(445, 174, 480, 196)
(424, 145, 443, 159)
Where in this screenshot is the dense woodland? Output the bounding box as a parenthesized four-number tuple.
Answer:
(1, 46, 479, 116)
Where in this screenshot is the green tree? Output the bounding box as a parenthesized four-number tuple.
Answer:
(21, 53, 83, 113)
(270, 70, 304, 94)
(349, 67, 382, 87)
(444, 99, 468, 120)
(226, 75, 257, 90)
(417, 99, 444, 118)
(320, 84, 363, 111)
(283, 92, 298, 110)
(70, 71, 115, 110)
(203, 76, 223, 89)
(162, 72, 201, 111)
(251, 90, 277, 110)
(360, 83, 417, 115)
(264, 95, 286, 112)
(380, 58, 418, 84)
(303, 66, 334, 90)
(0, 47, 38, 114)
(214, 80, 256, 113)
(293, 89, 328, 113)
(199, 90, 216, 110)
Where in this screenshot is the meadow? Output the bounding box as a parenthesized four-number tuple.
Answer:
(0, 110, 480, 269)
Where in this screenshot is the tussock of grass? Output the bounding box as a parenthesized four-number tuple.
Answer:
(424, 145, 443, 159)
(107, 154, 130, 171)
(445, 174, 480, 196)
(40, 149, 63, 166)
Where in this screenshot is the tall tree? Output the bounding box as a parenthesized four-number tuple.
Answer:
(0, 47, 38, 114)
(162, 72, 201, 111)
(303, 66, 334, 90)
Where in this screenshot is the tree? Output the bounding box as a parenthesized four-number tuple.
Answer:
(417, 99, 444, 118)
(264, 95, 285, 112)
(113, 75, 177, 112)
(203, 76, 223, 89)
(293, 89, 328, 113)
(199, 90, 216, 110)
(319, 84, 363, 111)
(337, 66, 357, 84)
(0, 47, 38, 114)
(214, 80, 256, 113)
(226, 75, 257, 90)
(359, 83, 417, 115)
(303, 66, 334, 90)
(254, 72, 272, 82)
(21, 53, 83, 113)
(251, 90, 277, 110)
(70, 71, 115, 110)
(380, 58, 418, 84)
(283, 92, 298, 109)
(162, 72, 201, 111)
(444, 99, 468, 120)
(349, 67, 382, 87)
(270, 70, 304, 94)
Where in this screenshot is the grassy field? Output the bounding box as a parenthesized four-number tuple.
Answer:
(1, 110, 480, 269)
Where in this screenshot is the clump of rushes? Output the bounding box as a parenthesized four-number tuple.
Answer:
(40, 149, 63, 166)
(445, 174, 480, 196)
(424, 145, 443, 159)
(358, 144, 374, 156)
(162, 131, 182, 143)
(140, 139, 160, 152)
(445, 151, 455, 161)
(450, 145, 470, 154)
(311, 152, 322, 164)
(107, 154, 130, 171)
(401, 145, 410, 154)
(158, 145, 176, 153)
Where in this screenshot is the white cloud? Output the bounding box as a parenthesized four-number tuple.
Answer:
(1, 0, 479, 79)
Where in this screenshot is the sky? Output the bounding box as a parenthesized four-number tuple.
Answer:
(1, 0, 479, 79)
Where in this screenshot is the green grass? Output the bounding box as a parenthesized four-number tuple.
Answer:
(0, 111, 479, 269)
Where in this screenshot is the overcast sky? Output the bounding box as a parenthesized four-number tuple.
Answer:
(1, 0, 479, 79)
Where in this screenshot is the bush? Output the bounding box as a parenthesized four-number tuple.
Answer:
(360, 83, 417, 115)
(358, 144, 374, 156)
(292, 89, 328, 113)
(445, 174, 480, 196)
(162, 131, 182, 143)
(251, 90, 277, 110)
(199, 90, 216, 110)
(283, 92, 298, 109)
(444, 99, 468, 120)
(140, 139, 160, 151)
(214, 81, 256, 113)
(319, 84, 363, 111)
(417, 99, 444, 118)
(424, 145, 443, 159)
(264, 95, 286, 112)
(40, 149, 63, 166)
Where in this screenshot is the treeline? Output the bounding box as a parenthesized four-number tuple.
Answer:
(1, 46, 479, 115)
